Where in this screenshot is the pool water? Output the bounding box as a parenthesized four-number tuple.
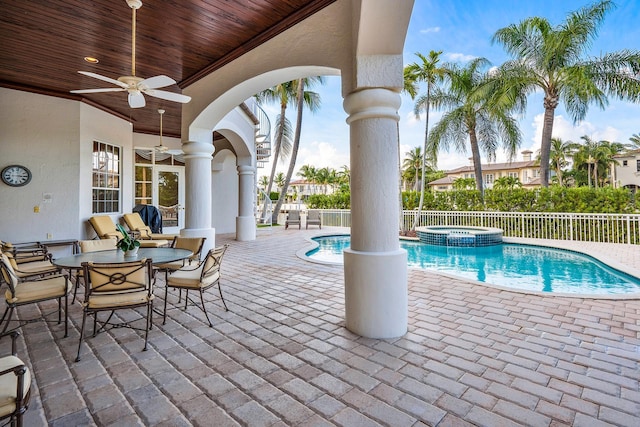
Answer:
(306, 235, 640, 295)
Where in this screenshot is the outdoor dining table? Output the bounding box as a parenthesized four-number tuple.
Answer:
(52, 247, 193, 269)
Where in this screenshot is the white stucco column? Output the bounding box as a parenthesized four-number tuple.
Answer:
(181, 140, 216, 251)
(236, 164, 256, 241)
(343, 88, 407, 339)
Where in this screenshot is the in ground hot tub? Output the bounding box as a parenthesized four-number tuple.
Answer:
(416, 226, 503, 247)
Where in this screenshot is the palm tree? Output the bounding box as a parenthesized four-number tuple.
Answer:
(274, 172, 286, 192)
(337, 165, 350, 191)
(629, 133, 640, 150)
(258, 175, 269, 190)
(255, 82, 296, 203)
(492, 0, 640, 187)
(428, 58, 522, 196)
(402, 147, 423, 191)
(548, 137, 578, 187)
(404, 51, 446, 229)
(272, 77, 324, 223)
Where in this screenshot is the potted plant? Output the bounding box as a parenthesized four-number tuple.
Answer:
(116, 224, 140, 257)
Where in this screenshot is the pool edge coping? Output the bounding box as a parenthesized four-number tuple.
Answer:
(297, 232, 640, 300)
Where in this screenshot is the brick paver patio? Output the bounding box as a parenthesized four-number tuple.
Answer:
(7, 227, 640, 426)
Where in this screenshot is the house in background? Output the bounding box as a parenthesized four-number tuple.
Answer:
(612, 149, 640, 191)
(428, 150, 541, 191)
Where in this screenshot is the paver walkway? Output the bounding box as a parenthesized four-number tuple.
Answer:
(7, 228, 640, 426)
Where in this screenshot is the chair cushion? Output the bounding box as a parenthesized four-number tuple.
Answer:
(138, 240, 169, 248)
(0, 355, 31, 418)
(12, 260, 59, 277)
(87, 291, 152, 309)
(168, 267, 219, 289)
(155, 260, 184, 271)
(5, 276, 70, 304)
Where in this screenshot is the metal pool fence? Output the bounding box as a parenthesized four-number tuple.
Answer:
(313, 209, 640, 245)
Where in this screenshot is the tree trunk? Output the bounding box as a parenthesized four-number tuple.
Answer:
(539, 98, 557, 188)
(262, 103, 288, 220)
(412, 83, 431, 231)
(469, 129, 484, 196)
(272, 80, 305, 224)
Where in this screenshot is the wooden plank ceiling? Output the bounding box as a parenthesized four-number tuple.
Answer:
(0, 0, 335, 138)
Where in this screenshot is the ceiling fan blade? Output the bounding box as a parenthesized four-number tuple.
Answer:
(70, 88, 127, 94)
(78, 71, 129, 88)
(139, 75, 176, 90)
(144, 89, 191, 104)
(128, 91, 146, 108)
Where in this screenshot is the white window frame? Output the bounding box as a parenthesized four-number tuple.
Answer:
(92, 141, 121, 214)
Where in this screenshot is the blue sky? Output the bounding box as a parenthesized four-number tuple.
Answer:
(259, 0, 640, 179)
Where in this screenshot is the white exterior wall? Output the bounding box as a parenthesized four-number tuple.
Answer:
(211, 150, 239, 234)
(0, 88, 136, 243)
(614, 153, 640, 188)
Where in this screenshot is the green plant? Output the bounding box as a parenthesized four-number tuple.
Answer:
(116, 224, 140, 251)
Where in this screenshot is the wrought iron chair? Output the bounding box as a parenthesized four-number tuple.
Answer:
(76, 258, 154, 362)
(155, 237, 205, 272)
(164, 245, 229, 327)
(0, 332, 31, 427)
(72, 239, 118, 303)
(0, 254, 70, 336)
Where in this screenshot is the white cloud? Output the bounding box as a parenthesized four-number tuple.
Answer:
(445, 52, 477, 62)
(529, 114, 622, 152)
(420, 26, 441, 34)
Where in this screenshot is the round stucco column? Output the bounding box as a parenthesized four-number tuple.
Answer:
(236, 164, 256, 241)
(342, 88, 407, 339)
(181, 141, 216, 250)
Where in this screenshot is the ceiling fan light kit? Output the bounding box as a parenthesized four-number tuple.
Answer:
(70, 0, 191, 109)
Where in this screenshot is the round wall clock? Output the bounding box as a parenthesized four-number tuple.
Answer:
(1, 165, 32, 187)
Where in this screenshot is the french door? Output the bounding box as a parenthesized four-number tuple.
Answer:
(154, 166, 185, 234)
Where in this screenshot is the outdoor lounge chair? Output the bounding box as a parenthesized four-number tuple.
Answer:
(285, 210, 301, 230)
(123, 213, 177, 241)
(88, 216, 169, 248)
(0, 331, 31, 427)
(306, 210, 322, 229)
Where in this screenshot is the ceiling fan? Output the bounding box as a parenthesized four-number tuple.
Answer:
(70, 0, 191, 109)
(155, 109, 182, 155)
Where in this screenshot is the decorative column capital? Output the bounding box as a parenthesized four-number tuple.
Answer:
(237, 165, 255, 175)
(343, 88, 401, 124)
(182, 141, 214, 159)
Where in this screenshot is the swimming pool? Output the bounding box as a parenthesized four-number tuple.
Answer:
(305, 235, 640, 295)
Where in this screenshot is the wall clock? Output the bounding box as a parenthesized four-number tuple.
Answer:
(1, 165, 32, 187)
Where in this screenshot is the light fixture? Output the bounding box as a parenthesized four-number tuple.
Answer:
(156, 109, 168, 152)
(83, 56, 99, 64)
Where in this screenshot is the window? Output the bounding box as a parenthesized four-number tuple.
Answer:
(134, 149, 153, 206)
(92, 141, 121, 213)
(508, 172, 518, 179)
(485, 174, 494, 184)
(637, 160, 640, 172)
(623, 160, 628, 166)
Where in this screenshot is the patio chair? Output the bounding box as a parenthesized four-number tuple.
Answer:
(88, 215, 169, 248)
(0, 248, 60, 281)
(123, 213, 177, 241)
(0, 254, 70, 336)
(76, 258, 154, 362)
(0, 331, 31, 427)
(164, 245, 229, 327)
(306, 210, 322, 229)
(285, 210, 301, 230)
(155, 237, 206, 273)
(73, 239, 118, 303)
